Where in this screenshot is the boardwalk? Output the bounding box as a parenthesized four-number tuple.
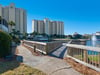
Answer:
(17, 45, 81, 75)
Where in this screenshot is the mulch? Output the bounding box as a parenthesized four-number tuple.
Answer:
(64, 57, 100, 75)
(22, 44, 44, 56)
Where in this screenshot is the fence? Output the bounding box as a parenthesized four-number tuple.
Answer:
(66, 44, 100, 72)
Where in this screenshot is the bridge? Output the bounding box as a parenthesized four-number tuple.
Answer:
(22, 40, 100, 74)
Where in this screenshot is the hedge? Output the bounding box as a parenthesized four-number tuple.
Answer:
(0, 30, 12, 58)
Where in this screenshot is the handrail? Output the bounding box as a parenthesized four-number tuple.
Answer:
(66, 43, 100, 72)
(23, 40, 47, 45)
(66, 44, 100, 52)
(67, 40, 73, 44)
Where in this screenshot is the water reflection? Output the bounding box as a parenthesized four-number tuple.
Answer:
(87, 40, 100, 47)
(92, 41, 100, 47)
(90, 35, 100, 47)
(86, 40, 100, 55)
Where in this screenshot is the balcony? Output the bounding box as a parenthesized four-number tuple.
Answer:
(0, 24, 8, 32)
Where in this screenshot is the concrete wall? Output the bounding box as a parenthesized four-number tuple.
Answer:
(46, 41, 62, 53)
(23, 40, 62, 54)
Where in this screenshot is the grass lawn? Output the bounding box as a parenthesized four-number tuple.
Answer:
(74, 55, 100, 62)
(88, 55, 99, 62)
(0, 61, 46, 75)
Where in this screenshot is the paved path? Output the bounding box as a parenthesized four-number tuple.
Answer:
(17, 45, 81, 75)
(48, 44, 67, 58)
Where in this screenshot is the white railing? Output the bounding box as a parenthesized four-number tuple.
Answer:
(22, 40, 47, 54)
(66, 44, 100, 72)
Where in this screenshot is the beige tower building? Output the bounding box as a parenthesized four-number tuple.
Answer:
(37, 20, 44, 34)
(32, 18, 64, 35)
(0, 3, 27, 33)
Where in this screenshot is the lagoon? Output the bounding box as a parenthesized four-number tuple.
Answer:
(86, 40, 100, 55)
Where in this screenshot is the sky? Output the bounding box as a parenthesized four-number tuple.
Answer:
(0, 0, 100, 35)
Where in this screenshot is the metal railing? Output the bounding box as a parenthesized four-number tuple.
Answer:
(66, 44, 100, 72)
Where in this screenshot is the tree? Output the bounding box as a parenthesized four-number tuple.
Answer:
(0, 16, 3, 24)
(53, 34, 57, 38)
(67, 35, 73, 39)
(41, 33, 46, 36)
(8, 21, 15, 32)
(82, 34, 91, 39)
(12, 29, 16, 35)
(0, 16, 2, 23)
(22, 32, 28, 39)
(0, 30, 12, 57)
(0, 16, 2, 20)
(9, 29, 21, 44)
(31, 31, 39, 36)
(9, 29, 17, 37)
(16, 30, 20, 35)
(73, 32, 82, 39)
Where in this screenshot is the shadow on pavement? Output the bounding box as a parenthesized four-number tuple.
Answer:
(0, 55, 23, 74)
(0, 60, 20, 74)
(48, 46, 67, 59)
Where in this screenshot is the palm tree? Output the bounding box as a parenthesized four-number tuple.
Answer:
(12, 29, 16, 36)
(16, 30, 21, 38)
(0, 16, 1, 19)
(8, 21, 15, 32)
(0, 16, 3, 30)
(0, 16, 3, 24)
(0, 16, 2, 29)
(33, 31, 39, 35)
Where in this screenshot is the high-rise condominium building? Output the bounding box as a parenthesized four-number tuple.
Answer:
(32, 18, 64, 35)
(0, 3, 27, 33)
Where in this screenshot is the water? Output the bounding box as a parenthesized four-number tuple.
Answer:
(86, 40, 100, 55)
(86, 40, 100, 47)
(28, 39, 52, 43)
(90, 34, 100, 47)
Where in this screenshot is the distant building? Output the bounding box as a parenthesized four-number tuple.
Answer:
(32, 18, 64, 35)
(95, 32, 100, 35)
(0, 3, 27, 33)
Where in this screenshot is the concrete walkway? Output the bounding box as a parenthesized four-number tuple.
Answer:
(49, 44, 67, 58)
(17, 45, 81, 75)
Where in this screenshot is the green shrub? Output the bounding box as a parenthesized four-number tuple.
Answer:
(0, 30, 12, 58)
(12, 36, 20, 44)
